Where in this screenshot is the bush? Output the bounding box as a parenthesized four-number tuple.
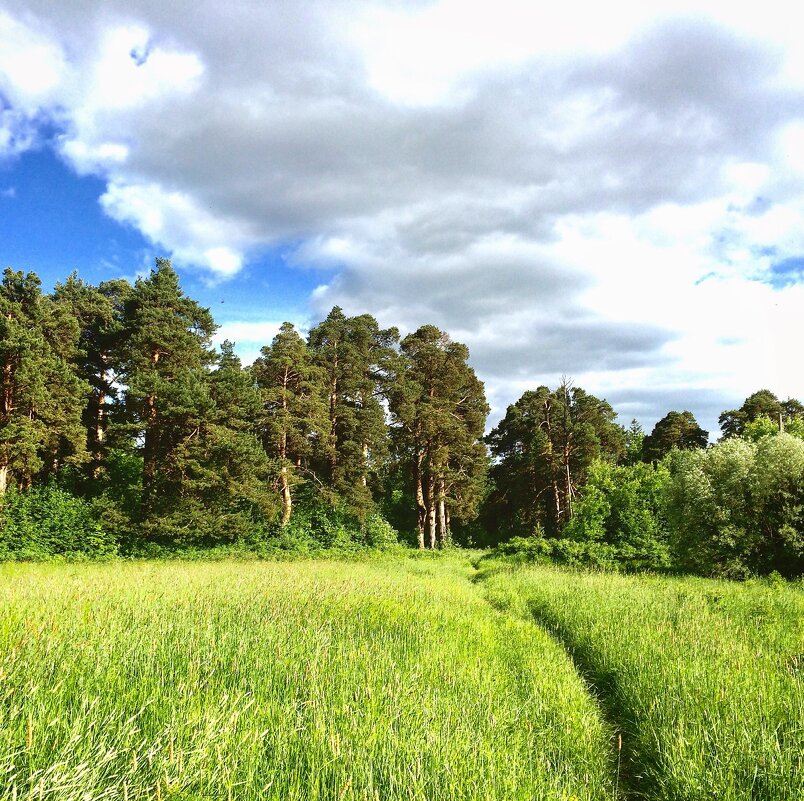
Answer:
(266, 501, 398, 554)
(563, 459, 671, 571)
(487, 535, 620, 571)
(0, 485, 117, 559)
(665, 434, 804, 577)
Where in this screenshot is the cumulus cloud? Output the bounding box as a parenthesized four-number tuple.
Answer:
(1, 0, 803, 429)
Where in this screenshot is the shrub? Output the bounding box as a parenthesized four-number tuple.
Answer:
(488, 535, 620, 571)
(0, 485, 117, 559)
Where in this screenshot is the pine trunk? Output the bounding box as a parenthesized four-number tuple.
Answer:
(280, 391, 292, 526)
(280, 465, 292, 526)
(329, 352, 338, 481)
(415, 453, 426, 550)
(564, 451, 573, 519)
(437, 477, 448, 547)
(427, 476, 437, 550)
(141, 390, 158, 518)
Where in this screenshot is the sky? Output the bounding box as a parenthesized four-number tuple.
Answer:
(1, 0, 803, 436)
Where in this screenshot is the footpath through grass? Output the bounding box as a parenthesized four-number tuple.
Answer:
(0, 556, 615, 801)
(480, 561, 804, 801)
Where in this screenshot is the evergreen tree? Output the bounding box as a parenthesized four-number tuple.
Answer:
(623, 419, 645, 465)
(485, 383, 623, 539)
(719, 390, 803, 438)
(164, 341, 278, 542)
(389, 325, 488, 548)
(307, 307, 398, 512)
(253, 323, 328, 525)
(52, 274, 131, 477)
(0, 269, 89, 493)
(642, 410, 708, 462)
(116, 259, 216, 533)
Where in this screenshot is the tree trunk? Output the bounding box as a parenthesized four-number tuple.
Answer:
(437, 477, 448, 547)
(564, 451, 573, 519)
(328, 351, 338, 481)
(280, 464, 292, 526)
(279, 394, 292, 525)
(0, 463, 8, 496)
(427, 476, 437, 550)
(361, 441, 369, 487)
(141, 391, 158, 519)
(91, 379, 106, 479)
(415, 456, 426, 550)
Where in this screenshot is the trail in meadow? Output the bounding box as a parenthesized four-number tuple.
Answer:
(476, 561, 804, 801)
(473, 563, 637, 801)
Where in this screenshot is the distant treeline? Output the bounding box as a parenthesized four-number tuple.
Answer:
(0, 259, 802, 575)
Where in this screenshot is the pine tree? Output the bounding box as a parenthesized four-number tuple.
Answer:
(252, 323, 328, 525)
(643, 410, 708, 461)
(117, 259, 216, 531)
(0, 269, 89, 493)
(166, 341, 278, 541)
(389, 325, 488, 548)
(308, 308, 398, 512)
(485, 383, 623, 538)
(52, 274, 131, 477)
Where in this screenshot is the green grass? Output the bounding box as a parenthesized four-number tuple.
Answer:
(0, 556, 615, 801)
(480, 561, 804, 801)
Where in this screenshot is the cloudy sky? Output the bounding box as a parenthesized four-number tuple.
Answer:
(1, 0, 802, 435)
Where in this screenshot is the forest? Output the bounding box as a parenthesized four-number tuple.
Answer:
(1, 258, 802, 577)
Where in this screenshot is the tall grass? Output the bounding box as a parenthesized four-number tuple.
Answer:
(0, 557, 615, 800)
(480, 562, 804, 801)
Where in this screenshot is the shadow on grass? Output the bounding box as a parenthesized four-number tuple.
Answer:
(524, 599, 668, 801)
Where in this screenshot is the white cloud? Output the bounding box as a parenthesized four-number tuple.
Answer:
(1, 0, 804, 431)
(99, 181, 252, 278)
(0, 10, 65, 102)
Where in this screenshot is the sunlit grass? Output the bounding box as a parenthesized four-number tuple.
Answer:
(481, 562, 804, 801)
(0, 557, 615, 801)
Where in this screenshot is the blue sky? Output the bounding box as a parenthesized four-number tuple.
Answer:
(1, 0, 803, 435)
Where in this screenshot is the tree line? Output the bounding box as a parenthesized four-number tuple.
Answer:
(0, 260, 486, 554)
(1, 259, 802, 575)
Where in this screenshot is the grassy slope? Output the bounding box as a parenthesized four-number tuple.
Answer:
(0, 557, 615, 801)
(480, 562, 804, 801)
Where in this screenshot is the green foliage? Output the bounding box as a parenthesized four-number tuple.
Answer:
(390, 325, 489, 548)
(642, 410, 708, 462)
(487, 534, 621, 571)
(623, 418, 645, 464)
(307, 307, 399, 514)
(272, 500, 398, 553)
(564, 459, 671, 571)
(719, 389, 804, 438)
(665, 434, 804, 577)
(0, 485, 116, 559)
(484, 383, 624, 540)
(0, 269, 89, 491)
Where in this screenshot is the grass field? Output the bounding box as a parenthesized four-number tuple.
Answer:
(0, 557, 614, 801)
(481, 561, 804, 801)
(1, 555, 801, 801)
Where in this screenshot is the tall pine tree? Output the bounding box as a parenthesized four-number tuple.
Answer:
(116, 259, 216, 533)
(0, 269, 88, 493)
(308, 308, 398, 512)
(253, 323, 328, 525)
(390, 325, 488, 548)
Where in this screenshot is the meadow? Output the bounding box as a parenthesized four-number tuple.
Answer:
(0, 557, 614, 801)
(481, 561, 804, 801)
(1, 555, 802, 801)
